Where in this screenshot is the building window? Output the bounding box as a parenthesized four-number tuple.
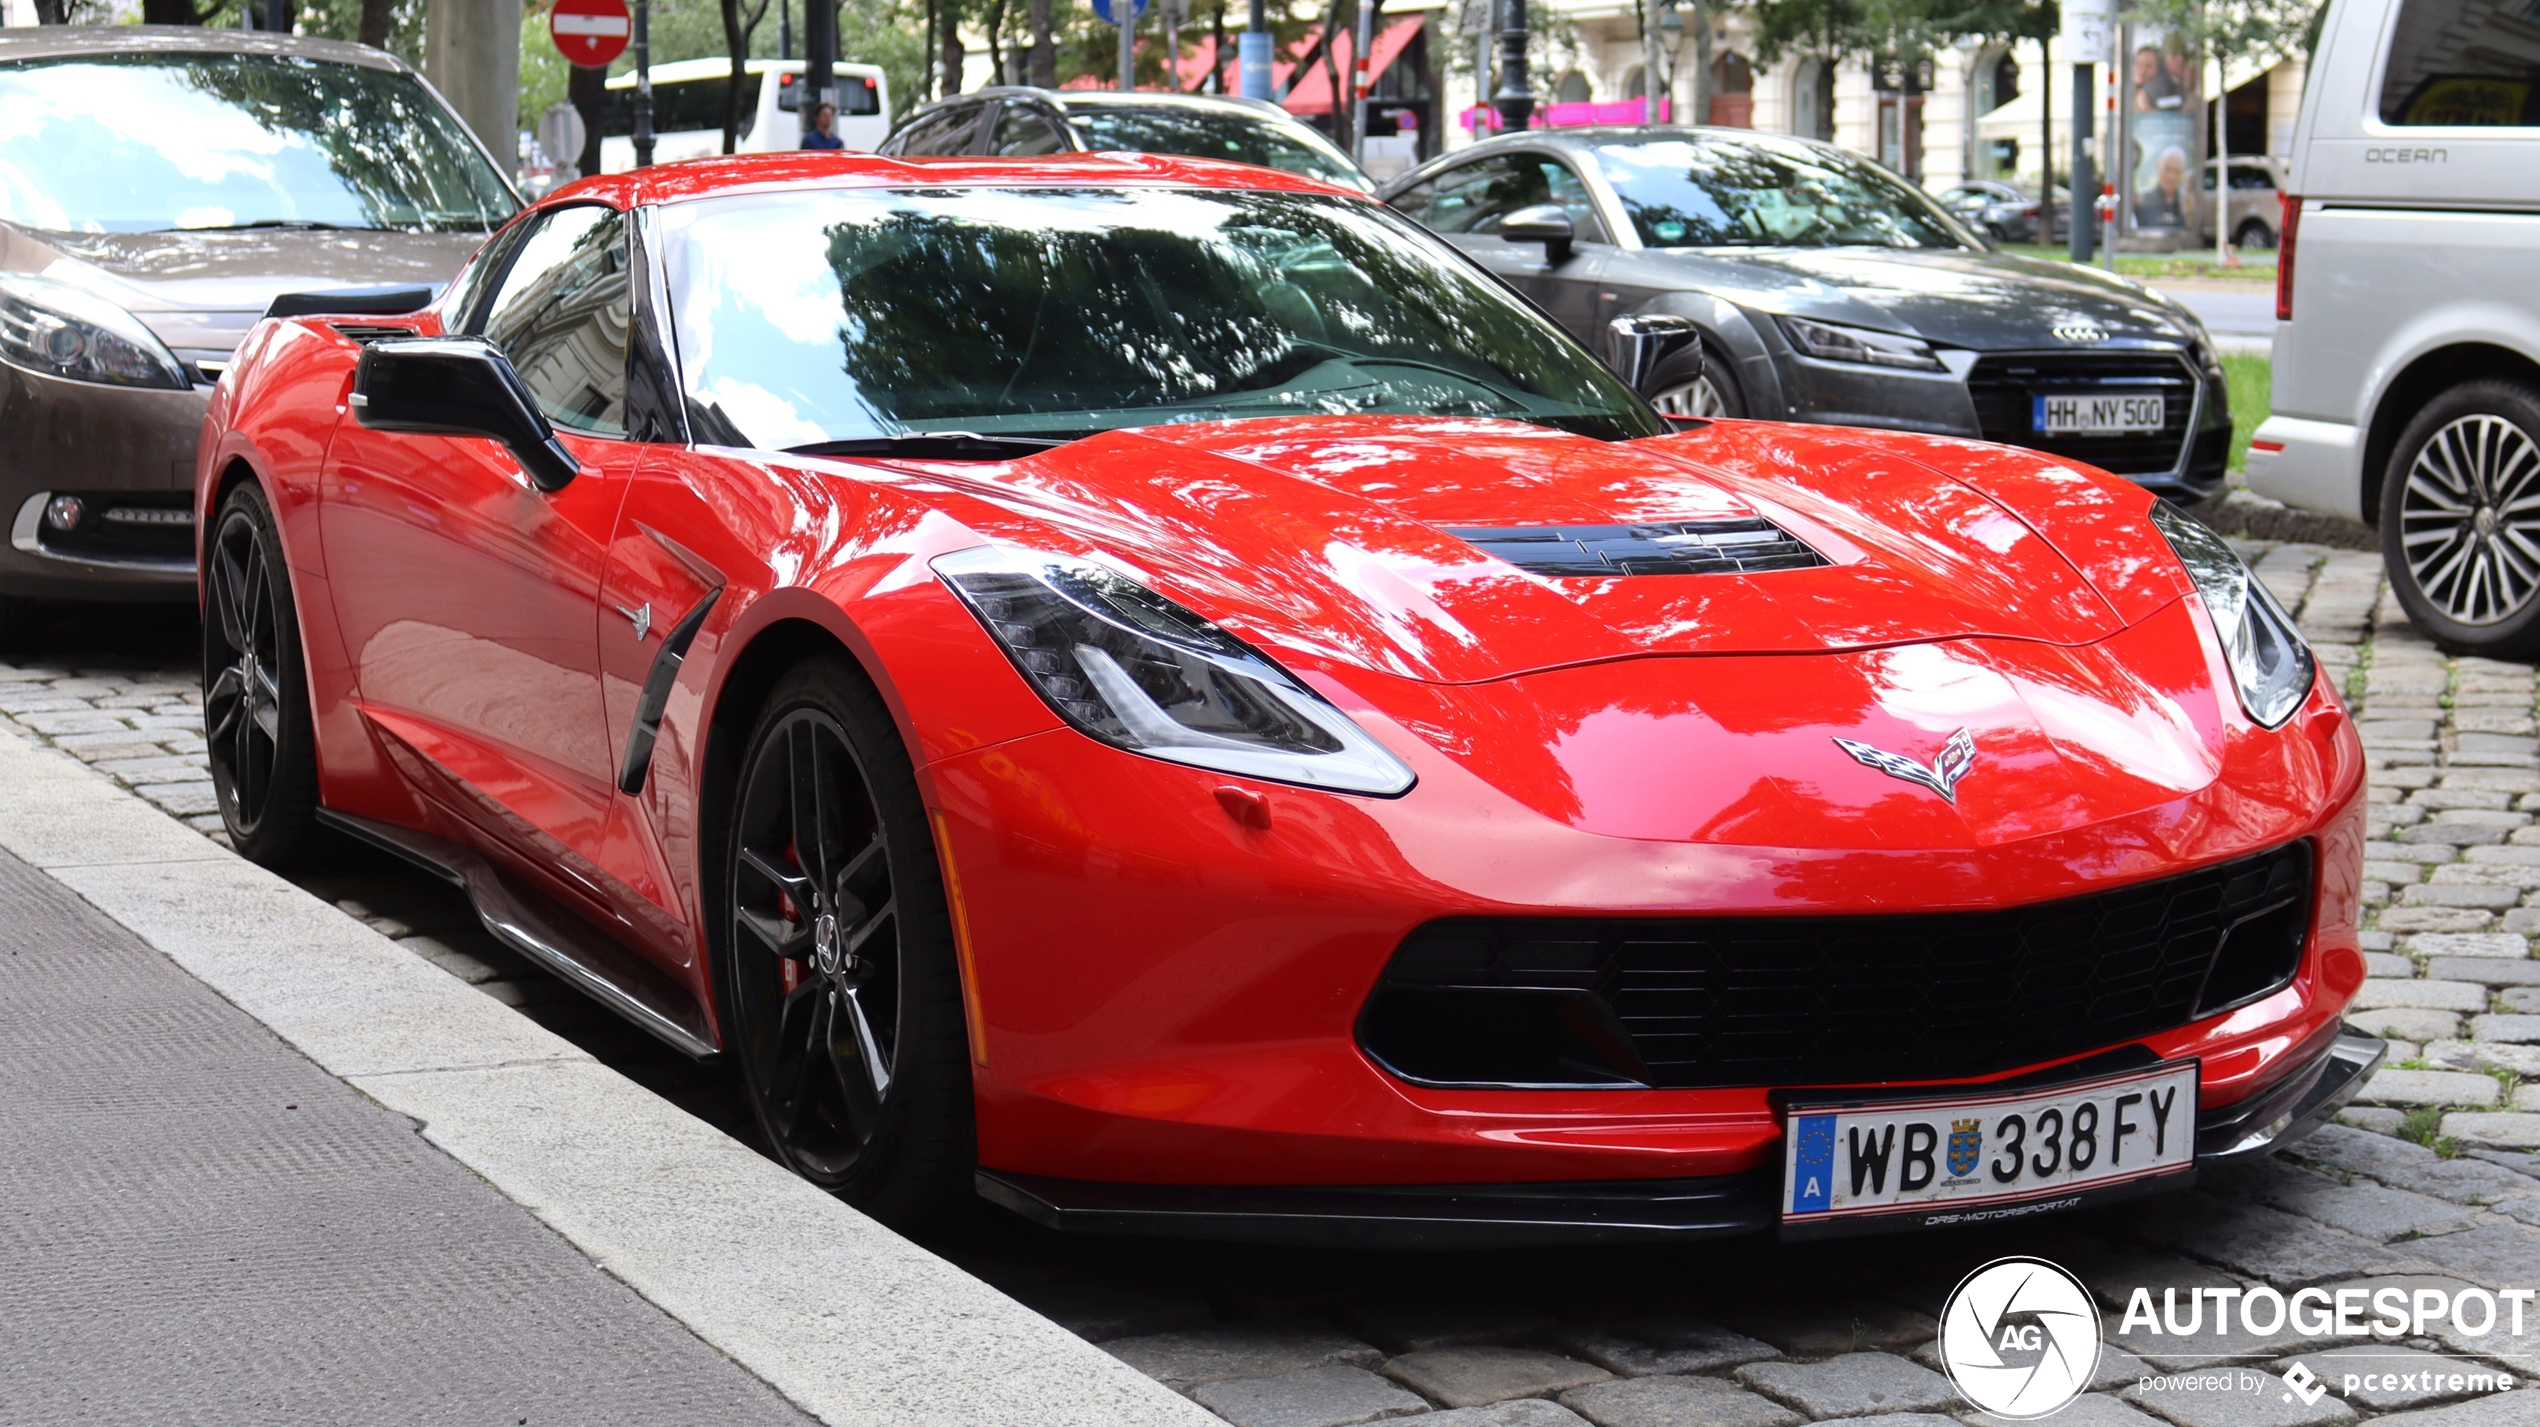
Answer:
(1555, 70, 1592, 104)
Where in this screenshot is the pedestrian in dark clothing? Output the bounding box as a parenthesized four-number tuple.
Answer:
(801, 101, 844, 150)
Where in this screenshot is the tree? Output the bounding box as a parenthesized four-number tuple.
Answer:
(722, 0, 777, 153)
(2127, 0, 2327, 71)
(1030, 0, 1057, 85)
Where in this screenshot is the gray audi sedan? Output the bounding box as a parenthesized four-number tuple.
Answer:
(1380, 128, 2231, 500)
(0, 28, 516, 637)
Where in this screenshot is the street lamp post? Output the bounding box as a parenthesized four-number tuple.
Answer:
(807, 0, 834, 143)
(632, 0, 654, 168)
(1492, 0, 1531, 133)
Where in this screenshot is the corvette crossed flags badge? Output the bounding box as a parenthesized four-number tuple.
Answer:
(1832, 728, 1977, 804)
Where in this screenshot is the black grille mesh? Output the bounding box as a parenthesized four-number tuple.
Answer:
(1965, 351, 2196, 475)
(1447, 519, 1827, 577)
(1359, 842, 2313, 1090)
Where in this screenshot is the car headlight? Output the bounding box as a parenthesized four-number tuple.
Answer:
(1775, 315, 1945, 372)
(934, 546, 1417, 796)
(0, 274, 188, 390)
(2151, 501, 2316, 728)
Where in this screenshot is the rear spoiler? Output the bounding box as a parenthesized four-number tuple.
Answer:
(263, 285, 435, 320)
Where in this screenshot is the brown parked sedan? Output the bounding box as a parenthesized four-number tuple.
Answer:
(0, 27, 517, 636)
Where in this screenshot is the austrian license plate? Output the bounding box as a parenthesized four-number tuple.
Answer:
(1780, 1060, 2197, 1237)
(2034, 392, 2165, 434)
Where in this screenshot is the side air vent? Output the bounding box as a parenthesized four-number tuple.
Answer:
(1446, 520, 1827, 577)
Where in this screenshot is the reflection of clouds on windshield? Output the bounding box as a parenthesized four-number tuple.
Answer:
(698, 376, 834, 449)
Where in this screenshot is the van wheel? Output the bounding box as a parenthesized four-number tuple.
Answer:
(1645, 342, 1745, 419)
(2233, 218, 2276, 251)
(2381, 380, 2540, 656)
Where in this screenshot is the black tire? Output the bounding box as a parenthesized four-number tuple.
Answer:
(2380, 379, 2540, 657)
(0, 594, 36, 653)
(716, 654, 973, 1229)
(1643, 340, 1746, 419)
(204, 481, 324, 867)
(2233, 218, 2277, 251)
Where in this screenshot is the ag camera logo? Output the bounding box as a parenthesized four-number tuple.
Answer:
(1939, 1257, 2101, 1418)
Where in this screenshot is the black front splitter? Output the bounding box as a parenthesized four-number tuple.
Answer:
(975, 1029, 2387, 1248)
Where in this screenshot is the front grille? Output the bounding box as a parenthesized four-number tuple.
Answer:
(1358, 842, 2312, 1090)
(1447, 519, 1827, 576)
(1965, 351, 2197, 476)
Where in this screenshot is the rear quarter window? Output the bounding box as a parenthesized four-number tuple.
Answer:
(2378, 0, 2540, 126)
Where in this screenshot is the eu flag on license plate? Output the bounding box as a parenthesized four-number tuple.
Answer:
(1790, 1114, 1834, 1213)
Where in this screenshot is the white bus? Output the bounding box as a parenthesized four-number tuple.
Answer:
(598, 59, 892, 171)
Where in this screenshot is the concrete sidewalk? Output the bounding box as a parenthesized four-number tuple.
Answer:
(0, 725, 1209, 1427)
(0, 841, 815, 1427)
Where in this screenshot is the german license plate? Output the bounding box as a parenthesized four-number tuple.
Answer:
(1781, 1060, 2197, 1236)
(2034, 392, 2165, 433)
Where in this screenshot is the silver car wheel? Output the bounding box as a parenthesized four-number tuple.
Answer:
(1650, 375, 1729, 419)
(2399, 413, 2540, 626)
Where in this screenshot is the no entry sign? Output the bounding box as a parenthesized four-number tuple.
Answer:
(550, 0, 631, 67)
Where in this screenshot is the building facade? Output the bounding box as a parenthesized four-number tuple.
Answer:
(1427, 0, 2307, 201)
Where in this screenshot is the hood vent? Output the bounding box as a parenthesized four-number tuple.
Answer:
(329, 323, 420, 344)
(1446, 519, 1827, 577)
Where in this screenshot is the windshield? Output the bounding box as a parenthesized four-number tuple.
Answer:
(0, 54, 518, 234)
(1065, 105, 1373, 192)
(661, 186, 1660, 449)
(1590, 136, 1971, 250)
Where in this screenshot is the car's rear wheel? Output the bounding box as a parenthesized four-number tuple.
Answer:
(2234, 218, 2277, 250)
(1645, 342, 1745, 419)
(719, 656, 972, 1227)
(2381, 380, 2540, 657)
(204, 482, 323, 867)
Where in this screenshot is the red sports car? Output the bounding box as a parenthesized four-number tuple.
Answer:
(196, 152, 2376, 1244)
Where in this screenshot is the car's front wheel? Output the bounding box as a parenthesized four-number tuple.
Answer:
(1645, 341, 1745, 419)
(2382, 379, 2540, 656)
(204, 481, 323, 867)
(719, 655, 973, 1227)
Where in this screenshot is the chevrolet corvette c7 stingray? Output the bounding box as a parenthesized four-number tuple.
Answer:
(194, 152, 2374, 1244)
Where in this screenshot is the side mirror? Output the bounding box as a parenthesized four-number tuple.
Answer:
(351, 338, 579, 493)
(1605, 312, 1703, 396)
(1498, 203, 1578, 264)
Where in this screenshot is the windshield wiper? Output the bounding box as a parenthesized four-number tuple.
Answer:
(171, 219, 386, 233)
(786, 432, 1076, 461)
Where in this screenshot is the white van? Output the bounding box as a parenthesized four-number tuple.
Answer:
(598, 58, 892, 172)
(2246, 0, 2540, 655)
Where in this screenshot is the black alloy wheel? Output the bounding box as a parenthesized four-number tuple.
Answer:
(203, 482, 321, 867)
(721, 658, 971, 1223)
(2382, 380, 2540, 658)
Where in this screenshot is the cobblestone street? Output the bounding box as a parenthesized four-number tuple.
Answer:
(24, 530, 2540, 1427)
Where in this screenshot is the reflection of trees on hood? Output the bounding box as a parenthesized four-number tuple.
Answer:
(815, 193, 1597, 424)
(175, 55, 514, 231)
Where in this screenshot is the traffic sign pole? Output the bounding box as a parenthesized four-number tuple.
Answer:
(1119, 0, 1135, 90)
